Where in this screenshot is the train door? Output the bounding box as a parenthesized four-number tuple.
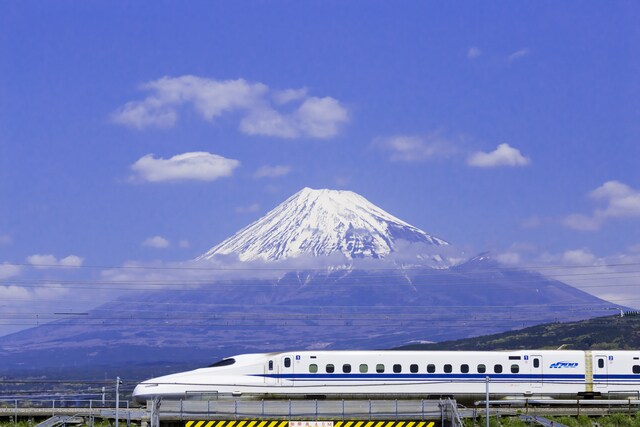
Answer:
(530, 355, 543, 388)
(265, 358, 278, 385)
(281, 354, 295, 385)
(594, 354, 608, 388)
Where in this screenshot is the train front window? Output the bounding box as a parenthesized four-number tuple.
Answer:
(208, 358, 236, 368)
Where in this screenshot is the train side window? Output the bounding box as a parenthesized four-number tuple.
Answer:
(511, 364, 519, 374)
(309, 364, 318, 373)
(461, 364, 469, 373)
(477, 364, 486, 373)
(427, 364, 436, 373)
(598, 359, 605, 369)
(343, 364, 352, 373)
(376, 364, 385, 373)
(326, 364, 335, 373)
(410, 364, 419, 373)
(268, 360, 274, 371)
(360, 364, 369, 373)
(393, 364, 402, 373)
(444, 364, 453, 373)
(494, 364, 503, 373)
(533, 359, 540, 368)
(284, 357, 291, 368)
(633, 365, 640, 374)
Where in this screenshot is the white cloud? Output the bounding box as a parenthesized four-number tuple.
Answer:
(178, 240, 191, 249)
(495, 251, 521, 265)
(467, 46, 482, 59)
(493, 245, 640, 309)
(26, 254, 84, 269)
(236, 203, 261, 214)
(563, 181, 640, 231)
(273, 88, 308, 104)
(467, 143, 530, 168)
(562, 213, 601, 231)
(0, 234, 11, 245)
(254, 165, 292, 179)
(59, 255, 84, 267)
(374, 133, 458, 162)
(508, 48, 531, 61)
(239, 96, 348, 139)
(142, 236, 170, 249)
(131, 151, 240, 183)
(0, 263, 22, 279)
(562, 248, 597, 265)
(112, 76, 349, 139)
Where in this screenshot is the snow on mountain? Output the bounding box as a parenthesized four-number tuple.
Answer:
(197, 187, 450, 265)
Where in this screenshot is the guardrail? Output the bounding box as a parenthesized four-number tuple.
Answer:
(147, 399, 460, 421)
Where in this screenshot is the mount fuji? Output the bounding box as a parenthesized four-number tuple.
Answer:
(198, 187, 451, 267)
(0, 187, 621, 379)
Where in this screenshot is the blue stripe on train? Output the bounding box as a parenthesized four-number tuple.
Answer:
(254, 373, 586, 381)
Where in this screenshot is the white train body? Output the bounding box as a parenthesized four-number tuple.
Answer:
(133, 350, 640, 403)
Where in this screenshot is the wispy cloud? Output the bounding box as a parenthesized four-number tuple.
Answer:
(27, 254, 84, 268)
(112, 76, 349, 139)
(0, 262, 22, 279)
(508, 48, 531, 62)
(467, 46, 482, 59)
(254, 165, 292, 179)
(142, 236, 170, 249)
(0, 234, 11, 245)
(374, 132, 459, 162)
(563, 181, 640, 231)
(493, 245, 640, 309)
(130, 151, 240, 183)
(236, 203, 261, 214)
(467, 143, 530, 168)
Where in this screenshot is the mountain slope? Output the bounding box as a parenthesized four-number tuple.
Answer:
(0, 188, 624, 379)
(396, 313, 640, 351)
(197, 187, 449, 265)
(0, 258, 619, 378)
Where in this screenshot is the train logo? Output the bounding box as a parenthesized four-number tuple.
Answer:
(549, 361, 579, 369)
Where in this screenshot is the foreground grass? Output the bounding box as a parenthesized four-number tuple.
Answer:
(465, 413, 640, 427)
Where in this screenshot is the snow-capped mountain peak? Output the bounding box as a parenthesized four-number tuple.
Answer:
(197, 187, 449, 265)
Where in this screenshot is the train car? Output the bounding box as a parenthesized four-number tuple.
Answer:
(132, 350, 640, 403)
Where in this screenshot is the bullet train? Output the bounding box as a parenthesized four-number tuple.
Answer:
(133, 350, 640, 403)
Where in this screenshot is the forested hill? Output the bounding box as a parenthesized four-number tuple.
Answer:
(397, 313, 640, 351)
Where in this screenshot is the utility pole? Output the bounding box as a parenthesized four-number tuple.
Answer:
(485, 376, 490, 427)
(116, 377, 122, 427)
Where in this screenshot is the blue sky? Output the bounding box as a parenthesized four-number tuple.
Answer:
(1, 1, 639, 335)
